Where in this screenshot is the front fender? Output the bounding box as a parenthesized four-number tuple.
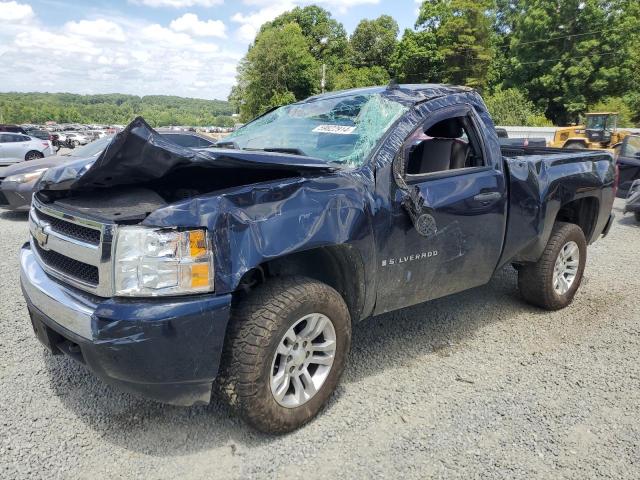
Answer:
(143, 172, 376, 294)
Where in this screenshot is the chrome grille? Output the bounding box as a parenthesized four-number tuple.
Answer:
(35, 209, 101, 245)
(29, 197, 116, 297)
(33, 242, 99, 285)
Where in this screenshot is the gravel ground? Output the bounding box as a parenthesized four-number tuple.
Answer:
(1, 199, 639, 480)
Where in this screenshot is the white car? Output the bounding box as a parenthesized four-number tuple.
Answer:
(0, 133, 54, 165)
(64, 132, 90, 146)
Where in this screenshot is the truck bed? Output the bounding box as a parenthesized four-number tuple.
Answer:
(498, 145, 615, 268)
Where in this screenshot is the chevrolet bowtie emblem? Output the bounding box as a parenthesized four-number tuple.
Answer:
(33, 220, 51, 250)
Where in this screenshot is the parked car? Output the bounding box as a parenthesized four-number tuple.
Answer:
(156, 129, 217, 149)
(0, 135, 113, 211)
(64, 132, 90, 147)
(0, 124, 27, 134)
(624, 179, 640, 221)
(0, 133, 54, 165)
(20, 85, 615, 433)
(616, 135, 640, 198)
(25, 129, 53, 141)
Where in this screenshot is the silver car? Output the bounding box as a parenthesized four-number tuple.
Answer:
(0, 133, 54, 165)
(0, 135, 113, 211)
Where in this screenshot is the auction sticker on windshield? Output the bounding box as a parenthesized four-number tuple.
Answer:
(312, 125, 356, 135)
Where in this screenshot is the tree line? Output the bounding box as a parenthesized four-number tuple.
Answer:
(0, 92, 236, 127)
(230, 0, 640, 127)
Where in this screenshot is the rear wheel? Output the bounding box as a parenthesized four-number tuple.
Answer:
(518, 222, 587, 310)
(25, 151, 44, 161)
(219, 276, 351, 433)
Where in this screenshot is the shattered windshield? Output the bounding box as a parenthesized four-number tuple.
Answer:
(223, 93, 408, 166)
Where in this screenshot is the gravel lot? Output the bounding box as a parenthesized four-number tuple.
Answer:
(1, 199, 639, 480)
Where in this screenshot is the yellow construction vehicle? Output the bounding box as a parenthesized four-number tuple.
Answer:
(550, 112, 631, 151)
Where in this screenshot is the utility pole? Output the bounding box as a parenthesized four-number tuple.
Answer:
(320, 36, 328, 94)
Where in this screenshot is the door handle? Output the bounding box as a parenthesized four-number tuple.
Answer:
(473, 191, 501, 203)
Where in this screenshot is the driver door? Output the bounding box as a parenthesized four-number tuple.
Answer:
(374, 104, 507, 314)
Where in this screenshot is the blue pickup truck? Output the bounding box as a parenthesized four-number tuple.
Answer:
(20, 85, 616, 433)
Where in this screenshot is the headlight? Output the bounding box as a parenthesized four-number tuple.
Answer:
(114, 227, 214, 297)
(5, 168, 48, 184)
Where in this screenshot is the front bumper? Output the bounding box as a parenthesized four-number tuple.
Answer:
(20, 244, 232, 406)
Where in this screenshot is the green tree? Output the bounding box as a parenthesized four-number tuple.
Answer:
(483, 87, 552, 126)
(262, 6, 348, 67)
(350, 15, 399, 73)
(235, 22, 319, 120)
(589, 97, 636, 127)
(391, 29, 443, 83)
(502, 0, 640, 124)
(0, 92, 234, 126)
(333, 66, 390, 90)
(415, 0, 495, 88)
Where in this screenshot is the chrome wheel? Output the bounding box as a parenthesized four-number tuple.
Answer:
(553, 240, 580, 295)
(270, 313, 336, 408)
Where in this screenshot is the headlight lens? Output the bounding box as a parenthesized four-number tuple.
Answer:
(5, 168, 48, 184)
(114, 227, 214, 296)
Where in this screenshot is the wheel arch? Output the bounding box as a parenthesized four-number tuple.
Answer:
(234, 244, 367, 323)
(555, 197, 600, 242)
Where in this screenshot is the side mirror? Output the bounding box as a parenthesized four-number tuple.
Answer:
(401, 186, 438, 237)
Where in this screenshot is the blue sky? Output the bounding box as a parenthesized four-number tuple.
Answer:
(0, 0, 420, 100)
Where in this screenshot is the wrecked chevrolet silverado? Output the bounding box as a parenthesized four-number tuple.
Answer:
(20, 85, 616, 433)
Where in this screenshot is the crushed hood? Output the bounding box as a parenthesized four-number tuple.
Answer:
(37, 117, 336, 192)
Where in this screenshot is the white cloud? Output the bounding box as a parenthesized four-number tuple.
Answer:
(0, 1, 34, 23)
(132, 0, 222, 7)
(231, 2, 294, 42)
(14, 30, 100, 55)
(316, 0, 378, 14)
(141, 23, 197, 46)
(231, 0, 380, 40)
(169, 13, 226, 38)
(0, 0, 382, 101)
(64, 19, 127, 42)
(0, 13, 238, 100)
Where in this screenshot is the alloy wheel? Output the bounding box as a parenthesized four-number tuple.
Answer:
(270, 313, 336, 408)
(553, 240, 580, 295)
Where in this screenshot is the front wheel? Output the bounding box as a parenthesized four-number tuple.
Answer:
(563, 141, 587, 149)
(25, 151, 44, 161)
(518, 222, 587, 310)
(219, 276, 351, 433)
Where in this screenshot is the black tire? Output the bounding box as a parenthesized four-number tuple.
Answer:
(219, 276, 351, 433)
(635, 212, 640, 222)
(25, 151, 44, 161)
(518, 222, 587, 310)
